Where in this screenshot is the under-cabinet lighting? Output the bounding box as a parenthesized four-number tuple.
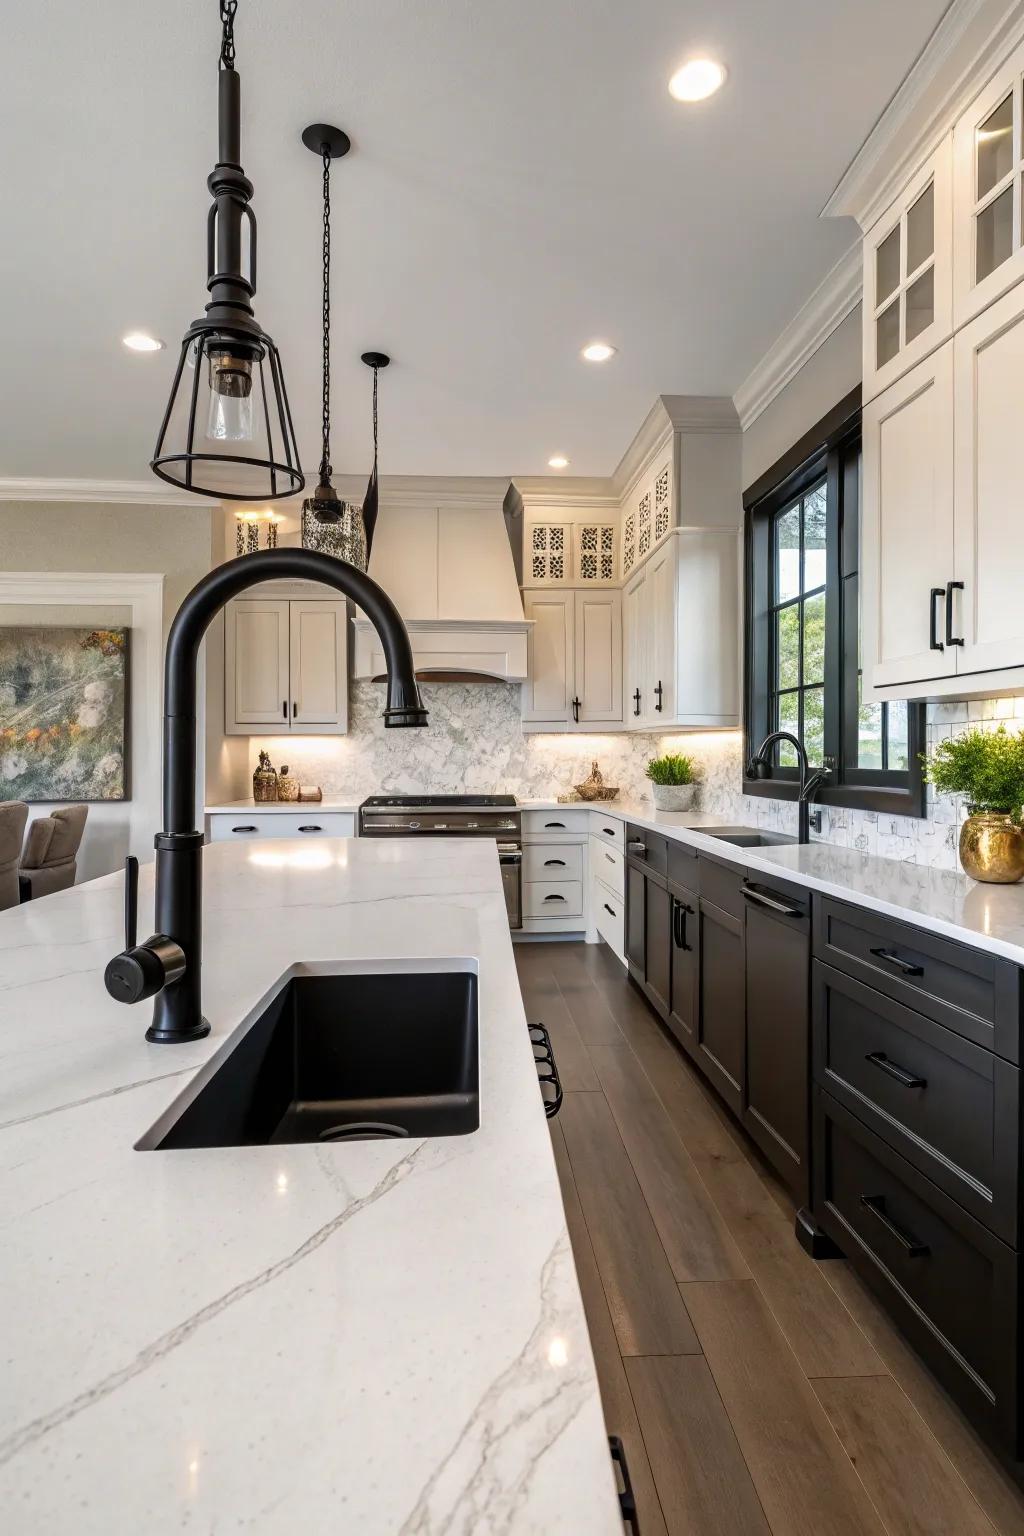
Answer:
(668, 58, 727, 102)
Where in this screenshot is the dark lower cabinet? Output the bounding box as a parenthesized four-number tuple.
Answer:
(697, 895, 745, 1116)
(645, 881, 672, 1020)
(742, 875, 811, 1205)
(625, 825, 671, 1021)
(625, 862, 645, 975)
(667, 883, 698, 1055)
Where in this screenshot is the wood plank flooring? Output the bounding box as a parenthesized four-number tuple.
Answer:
(515, 939, 1024, 1536)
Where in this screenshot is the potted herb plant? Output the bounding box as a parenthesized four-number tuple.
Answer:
(923, 724, 1024, 883)
(645, 752, 699, 812)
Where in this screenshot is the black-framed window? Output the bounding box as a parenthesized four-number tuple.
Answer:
(744, 388, 925, 817)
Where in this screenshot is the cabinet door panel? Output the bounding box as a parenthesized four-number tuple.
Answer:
(862, 343, 955, 691)
(668, 886, 698, 1057)
(622, 570, 647, 725)
(954, 285, 1024, 675)
(574, 590, 622, 724)
(625, 862, 646, 975)
(645, 880, 672, 1021)
(743, 881, 810, 1203)
(698, 898, 744, 1115)
(522, 592, 573, 722)
(227, 600, 290, 727)
(953, 43, 1024, 328)
(289, 601, 347, 728)
(647, 544, 676, 724)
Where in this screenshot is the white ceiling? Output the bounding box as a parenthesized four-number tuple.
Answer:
(2, 0, 949, 483)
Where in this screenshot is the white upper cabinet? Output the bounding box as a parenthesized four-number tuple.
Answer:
(225, 596, 348, 735)
(521, 588, 621, 730)
(621, 457, 672, 580)
(862, 137, 953, 403)
(954, 40, 1024, 328)
(862, 343, 955, 690)
(953, 283, 1024, 675)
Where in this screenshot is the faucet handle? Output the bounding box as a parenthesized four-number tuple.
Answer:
(124, 855, 138, 950)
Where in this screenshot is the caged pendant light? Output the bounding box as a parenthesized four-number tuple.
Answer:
(151, 1, 304, 501)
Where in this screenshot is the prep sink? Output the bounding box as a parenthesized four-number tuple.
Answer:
(702, 826, 797, 849)
(137, 968, 479, 1148)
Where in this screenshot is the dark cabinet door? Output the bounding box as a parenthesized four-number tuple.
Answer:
(698, 897, 745, 1115)
(645, 881, 672, 1021)
(625, 863, 646, 976)
(742, 878, 811, 1203)
(668, 886, 698, 1056)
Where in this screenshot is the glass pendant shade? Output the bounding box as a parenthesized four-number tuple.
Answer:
(301, 498, 368, 569)
(152, 330, 303, 499)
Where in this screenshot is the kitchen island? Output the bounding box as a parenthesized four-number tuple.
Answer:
(0, 838, 621, 1534)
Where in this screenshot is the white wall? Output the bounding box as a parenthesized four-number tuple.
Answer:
(741, 307, 862, 492)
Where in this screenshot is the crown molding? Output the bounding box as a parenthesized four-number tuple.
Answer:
(509, 475, 618, 510)
(823, 0, 1024, 231)
(732, 245, 863, 432)
(611, 395, 738, 504)
(0, 477, 222, 506)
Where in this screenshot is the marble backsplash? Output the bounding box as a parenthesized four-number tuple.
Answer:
(244, 683, 1024, 871)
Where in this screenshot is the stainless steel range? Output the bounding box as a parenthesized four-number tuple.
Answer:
(359, 795, 522, 928)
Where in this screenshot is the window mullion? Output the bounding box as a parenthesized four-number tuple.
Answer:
(822, 445, 843, 774)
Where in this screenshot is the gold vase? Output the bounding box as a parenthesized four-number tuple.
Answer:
(959, 810, 1024, 883)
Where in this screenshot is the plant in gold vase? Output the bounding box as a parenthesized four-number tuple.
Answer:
(923, 725, 1024, 883)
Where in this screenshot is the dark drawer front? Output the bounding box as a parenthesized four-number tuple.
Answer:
(815, 1092, 1017, 1449)
(667, 840, 698, 895)
(626, 824, 668, 878)
(815, 896, 1020, 1062)
(814, 962, 1018, 1242)
(697, 855, 745, 920)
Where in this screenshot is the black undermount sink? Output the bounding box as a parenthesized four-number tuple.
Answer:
(701, 826, 797, 849)
(136, 969, 479, 1149)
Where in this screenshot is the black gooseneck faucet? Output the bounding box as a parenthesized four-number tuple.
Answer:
(104, 549, 428, 1043)
(745, 730, 830, 845)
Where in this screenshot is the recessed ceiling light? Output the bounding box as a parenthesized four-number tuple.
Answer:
(548, 455, 570, 470)
(122, 331, 165, 352)
(581, 341, 616, 363)
(668, 58, 726, 102)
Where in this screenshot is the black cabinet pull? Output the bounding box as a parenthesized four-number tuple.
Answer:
(604, 851, 615, 863)
(603, 902, 616, 917)
(869, 946, 923, 977)
(282, 699, 288, 719)
(571, 695, 580, 724)
(672, 897, 692, 951)
(292, 700, 299, 718)
(543, 893, 566, 902)
(866, 1051, 927, 1089)
(609, 1436, 639, 1534)
(602, 826, 616, 837)
(945, 579, 965, 647)
(860, 1195, 930, 1258)
(632, 687, 641, 717)
(654, 679, 663, 712)
(742, 883, 802, 918)
(232, 825, 258, 833)
(543, 858, 566, 867)
(297, 825, 322, 833)
(545, 820, 566, 829)
(929, 588, 945, 652)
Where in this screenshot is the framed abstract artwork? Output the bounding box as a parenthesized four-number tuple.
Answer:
(0, 627, 130, 802)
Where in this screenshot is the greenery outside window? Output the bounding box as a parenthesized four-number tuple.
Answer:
(744, 388, 925, 816)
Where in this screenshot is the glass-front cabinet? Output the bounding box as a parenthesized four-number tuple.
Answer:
(954, 39, 1024, 327)
(861, 138, 952, 403)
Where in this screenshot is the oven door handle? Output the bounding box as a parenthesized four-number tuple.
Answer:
(498, 846, 522, 863)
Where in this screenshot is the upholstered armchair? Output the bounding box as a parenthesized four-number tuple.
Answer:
(18, 805, 88, 901)
(0, 803, 30, 912)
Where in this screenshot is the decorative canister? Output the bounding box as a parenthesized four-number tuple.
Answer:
(959, 810, 1024, 884)
(298, 785, 323, 802)
(277, 765, 300, 803)
(252, 750, 278, 804)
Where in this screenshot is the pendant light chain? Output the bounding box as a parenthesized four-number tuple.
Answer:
(220, 0, 238, 70)
(320, 147, 332, 480)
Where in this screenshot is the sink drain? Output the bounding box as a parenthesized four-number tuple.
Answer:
(318, 1121, 410, 1142)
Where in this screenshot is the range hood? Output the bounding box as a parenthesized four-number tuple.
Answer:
(351, 480, 530, 682)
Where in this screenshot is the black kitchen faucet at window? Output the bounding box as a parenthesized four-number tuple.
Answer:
(744, 388, 925, 817)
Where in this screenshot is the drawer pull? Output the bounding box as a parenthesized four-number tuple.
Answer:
(672, 897, 693, 952)
(298, 825, 323, 833)
(543, 893, 566, 903)
(742, 883, 802, 917)
(543, 858, 566, 867)
(604, 852, 615, 863)
(859, 1195, 930, 1258)
(545, 821, 566, 829)
(865, 1051, 926, 1089)
(870, 946, 923, 977)
(602, 826, 616, 836)
(232, 825, 258, 833)
(603, 902, 616, 917)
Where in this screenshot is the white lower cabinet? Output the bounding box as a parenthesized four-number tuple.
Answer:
(589, 835, 624, 899)
(520, 812, 589, 932)
(207, 812, 356, 841)
(587, 811, 626, 963)
(521, 589, 622, 731)
(592, 880, 625, 962)
(863, 280, 1024, 701)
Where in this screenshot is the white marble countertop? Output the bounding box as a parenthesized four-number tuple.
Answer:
(0, 839, 619, 1534)
(521, 798, 1024, 967)
(205, 799, 361, 814)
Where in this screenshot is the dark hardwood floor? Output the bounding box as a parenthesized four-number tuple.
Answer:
(515, 939, 1024, 1536)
